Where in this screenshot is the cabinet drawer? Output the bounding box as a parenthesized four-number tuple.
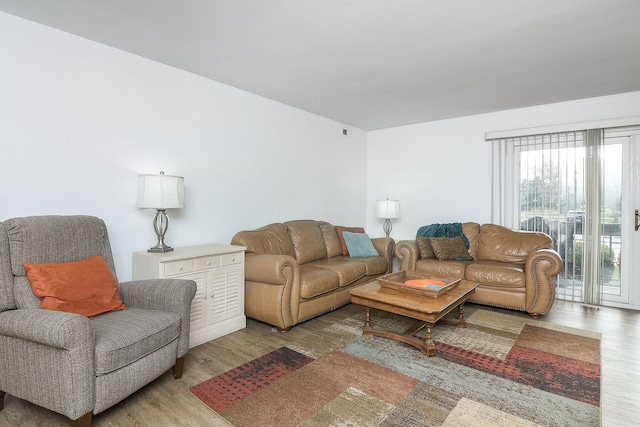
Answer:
(195, 256, 220, 271)
(164, 260, 194, 276)
(221, 253, 242, 266)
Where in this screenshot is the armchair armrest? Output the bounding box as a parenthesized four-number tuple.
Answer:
(118, 279, 197, 357)
(524, 248, 564, 316)
(0, 309, 94, 420)
(0, 308, 92, 348)
(395, 240, 419, 271)
(244, 253, 300, 331)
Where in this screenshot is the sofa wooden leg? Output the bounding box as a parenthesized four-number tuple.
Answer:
(528, 312, 542, 319)
(173, 356, 185, 379)
(0, 390, 5, 410)
(277, 326, 292, 333)
(70, 412, 92, 427)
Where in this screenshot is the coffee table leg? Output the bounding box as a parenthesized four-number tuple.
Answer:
(363, 307, 373, 337)
(457, 302, 467, 328)
(421, 322, 436, 356)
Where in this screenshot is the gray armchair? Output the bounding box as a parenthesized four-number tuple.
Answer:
(0, 215, 197, 427)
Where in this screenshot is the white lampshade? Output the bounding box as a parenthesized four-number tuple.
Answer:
(376, 199, 400, 219)
(136, 172, 185, 209)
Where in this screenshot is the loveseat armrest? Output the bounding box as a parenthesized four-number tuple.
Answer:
(118, 279, 197, 357)
(524, 248, 564, 317)
(244, 253, 300, 331)
(371, 237, 395, 273)
(395, 240, 419, 271)
(0, 309, 94, 420)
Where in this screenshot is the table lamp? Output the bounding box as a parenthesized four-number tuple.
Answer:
(136, 171, 184, 252)
(376, 199, 399, 237)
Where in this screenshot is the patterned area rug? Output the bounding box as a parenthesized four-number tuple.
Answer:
(190, 309, 601, 426)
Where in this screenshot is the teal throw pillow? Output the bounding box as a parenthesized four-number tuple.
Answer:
(342, 231, 379, 257)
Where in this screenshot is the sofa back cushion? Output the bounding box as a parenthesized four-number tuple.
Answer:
(476, 224, 552, 263)
(231, 223, 295, 258)
(286, 220, 328, 264)
(319, 222, 343, 258)
(462, 222, 481, 259)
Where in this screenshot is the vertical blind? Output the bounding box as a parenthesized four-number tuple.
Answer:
(489, 129, 605, 304)
(583, 129, 605, 305)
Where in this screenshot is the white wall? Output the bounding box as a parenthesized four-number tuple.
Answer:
(4, 12, 640, 281)
(0, 13, 368, 280)
(367, 91, 640, 240)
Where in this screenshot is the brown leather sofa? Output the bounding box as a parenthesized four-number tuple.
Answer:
(395, 222, 563, 317)
(231, 220, 394, 331)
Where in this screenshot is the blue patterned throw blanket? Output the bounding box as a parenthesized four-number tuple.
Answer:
(416, 222, 470, 248)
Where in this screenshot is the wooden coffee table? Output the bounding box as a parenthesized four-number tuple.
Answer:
(349, 278, 478, 356)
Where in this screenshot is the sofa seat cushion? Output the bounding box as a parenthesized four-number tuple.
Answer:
(92, 307, 181, 375)
(415, 258, 470, 281)
(306, 258, 366, 287)
(465, 260, 525, 288)
(358, 256, 388, 275)
(299, 264, 340, 299)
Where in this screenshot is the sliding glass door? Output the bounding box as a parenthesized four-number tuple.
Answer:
(605, 129, 640, 308)
(500, 127, 639, 309)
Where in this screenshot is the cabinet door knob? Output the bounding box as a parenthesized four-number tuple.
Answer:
(206, 262, 211, 266)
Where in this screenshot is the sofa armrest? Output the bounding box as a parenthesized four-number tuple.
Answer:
(0, 309, 94, 419)
(244, 253, 298, 284)
(395, 240, 419, 271)
(118, 279, 197, 357)
(244, 253, 300, 331)
(524, 248, 564, 316)
(371, 237, 394, 273)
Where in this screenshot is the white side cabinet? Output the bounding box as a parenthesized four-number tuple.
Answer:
(132, 244, 246, 348)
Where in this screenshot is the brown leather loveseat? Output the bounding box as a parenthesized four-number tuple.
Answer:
(395, 222, 563, 317)
(231, 220, 394, 331)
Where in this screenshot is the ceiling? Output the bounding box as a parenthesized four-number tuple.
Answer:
(2, 0, 640, 130)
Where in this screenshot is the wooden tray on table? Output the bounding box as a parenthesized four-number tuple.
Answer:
(378, 271, 461, 298)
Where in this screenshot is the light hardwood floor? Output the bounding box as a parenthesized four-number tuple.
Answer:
(1, 299, 638, 426)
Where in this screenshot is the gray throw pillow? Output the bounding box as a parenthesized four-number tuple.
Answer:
(429, 237, 473, 261)
(416, 236, 435, 259)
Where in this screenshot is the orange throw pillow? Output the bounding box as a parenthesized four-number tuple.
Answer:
(335, 226, 365, 256)
(24, 255, 127, 318)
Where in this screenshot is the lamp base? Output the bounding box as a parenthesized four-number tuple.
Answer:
(147, 209, 174, 253)
(147, 243, 174, 253)
(383, 219, 393, 238)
